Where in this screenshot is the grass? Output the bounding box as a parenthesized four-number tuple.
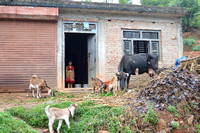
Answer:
(0, 111, 37, 133)
(196, 124, 200, 133)
(183, 38, 195, 47)
(140, 103, 159, 125)
(7, 99, 125, 133)
(192, 45, 200, 51)
(171, 121, 179, 129)
(167, 105, 180, 117)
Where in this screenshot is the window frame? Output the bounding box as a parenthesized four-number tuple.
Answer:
(122, 29, 161, 61)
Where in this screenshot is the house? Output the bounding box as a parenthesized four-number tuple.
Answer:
(0, 0, 187, 92)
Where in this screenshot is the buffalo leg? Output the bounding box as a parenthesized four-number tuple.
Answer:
(126, 74, 131, 90)
(135, 68, 139, 89)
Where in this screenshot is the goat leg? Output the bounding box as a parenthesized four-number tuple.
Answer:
(48, 119, 54, 133)
(32, 90, 35, 97)
(36, 89, 40, 99)
(27, 90, 29, 97)
(57, 120, 63, 133)
(64, 117, 70, 129)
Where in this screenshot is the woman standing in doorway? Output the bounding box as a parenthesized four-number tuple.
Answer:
(66, 61, 75, 88)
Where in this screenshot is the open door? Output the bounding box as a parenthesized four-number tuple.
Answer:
(87, 34, 96, 87)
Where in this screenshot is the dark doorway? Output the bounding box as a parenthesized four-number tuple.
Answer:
(133, 41, 149, 54)
(65, 33, 89, 88)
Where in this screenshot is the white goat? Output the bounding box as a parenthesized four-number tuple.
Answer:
(45, 104, 78, 133)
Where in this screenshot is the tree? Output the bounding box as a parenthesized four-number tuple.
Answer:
(141, 0, 200, 32)
(169, 0, 199, 31)
(119, 0, 132, 4)
(141, 0, 171, 7)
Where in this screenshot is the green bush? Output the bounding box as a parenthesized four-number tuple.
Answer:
(8, 100, 124, 133)
(195, 124, 200, 133)
(171, 121, 179, 129)
(192, 45, 200, 51)
(183, 38, 195, 47)
(167, 105, 180, 117)
(141, 103, 159, 125)
(0, 111, 37, 133)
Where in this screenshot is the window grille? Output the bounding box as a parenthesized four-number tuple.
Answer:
(123, 31, 140, 38)
(142, 32, 158, 39)
(123, 40, 132, 55)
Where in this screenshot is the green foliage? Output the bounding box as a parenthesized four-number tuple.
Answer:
(141, 0, 171, 7)
(141, 103, 159, 125)
(67, 94, 76, 98)
(100, 92, 113, 97)
(124, 126, 133, 133)
(183, 38, 195, 47)
(169, 0, 199, 31)
(8, 100, 124, 133)
(119, 0, 132, 4)
(192, 45, 200, 51)
(190, 102, 195, 108)
(141, 0, 200, 31)
(171, 121, 179, 129)
(167, 105, 180, 117)
(81, 99, 95, 106)
(195, 124, 200, 133)
(56, 92, 67, 96)
(0, 111, 37, 133)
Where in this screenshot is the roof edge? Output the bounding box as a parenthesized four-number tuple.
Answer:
(0, 1, 187, 16)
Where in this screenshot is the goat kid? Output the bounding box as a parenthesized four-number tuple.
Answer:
(27, 75, 54, 99)
(108, 75, 120, 96)
(45, 104, 78, 133)
(91, 77, 107, 94)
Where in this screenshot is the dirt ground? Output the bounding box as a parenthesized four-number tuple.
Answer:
(0, 91, 138, 112)
(0, 74, 151, 112)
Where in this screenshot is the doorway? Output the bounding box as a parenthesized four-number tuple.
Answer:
(65, 33, 96, 88)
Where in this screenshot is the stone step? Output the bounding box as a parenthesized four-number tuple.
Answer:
(58, 88, 92, 94)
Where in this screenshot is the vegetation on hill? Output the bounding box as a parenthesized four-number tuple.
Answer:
(141, 0, 200, 32)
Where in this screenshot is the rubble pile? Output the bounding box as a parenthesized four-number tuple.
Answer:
(138, 67, 200, 108)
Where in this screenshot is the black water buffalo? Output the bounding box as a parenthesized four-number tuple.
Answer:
(118, 53, 159, 90)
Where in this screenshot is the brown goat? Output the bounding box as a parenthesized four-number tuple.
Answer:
(108, 75, 120, 96)
(27, 75, 54, 98)
(91, 77, 107, 94)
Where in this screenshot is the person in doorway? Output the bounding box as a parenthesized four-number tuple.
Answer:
(66, 61, 75, 88)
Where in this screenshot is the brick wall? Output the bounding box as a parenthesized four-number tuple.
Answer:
(105, 19, 179, 80)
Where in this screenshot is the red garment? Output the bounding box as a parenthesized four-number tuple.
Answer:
(66, 65, 75, 83)
(67, 66, 74, 71)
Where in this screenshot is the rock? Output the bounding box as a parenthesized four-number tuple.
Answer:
(179, 120, 184, 126)
(187, 115, 194, 125)
(159, 130, 166, 133)
(165, 128, 171, 133)
(98, 130, 110, 133)
(156, 119, 166, 131)
(43, 129, 49, 133)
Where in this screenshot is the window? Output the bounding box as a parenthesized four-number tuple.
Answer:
(122, 30, 161, 60)
(123, 31, 140, 38)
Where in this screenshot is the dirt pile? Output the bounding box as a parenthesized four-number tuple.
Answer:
(138, 67, 200, 108)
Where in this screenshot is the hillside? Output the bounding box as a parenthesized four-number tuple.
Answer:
(183, 29, 200, 57)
